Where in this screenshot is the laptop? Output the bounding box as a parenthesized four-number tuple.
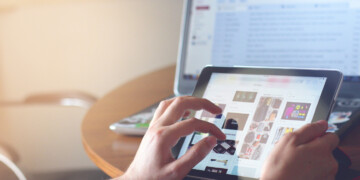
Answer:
(174, 0, 360, 132)
(111, 0, 360, 135)
(175, 0, 360, 95)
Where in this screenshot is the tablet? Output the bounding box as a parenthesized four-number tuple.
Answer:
(173, 66, 343, 180)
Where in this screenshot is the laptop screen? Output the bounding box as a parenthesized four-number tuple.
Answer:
(176, 0, 360, 95)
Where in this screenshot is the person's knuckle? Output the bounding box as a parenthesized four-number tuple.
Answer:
(154, 128, 166, 137)
(187, 117, 198, 123)
(147, 126, 156, 134)
(278, 132, 291, 143)
(202, 98, 212, 103)
(165, 164, 182, 179)
(174, 96, 186, 104)
(148, 127, 166, 139)
(310, 121, 328, 133)
(159, 100, 170, 108)
(282, 132, 292, 139)
(283, 132, 298, 142)
(188, 117, 197, 122)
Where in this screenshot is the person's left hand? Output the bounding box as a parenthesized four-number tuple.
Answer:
(261, 120, 339, 180)
(119, 96, 226, 179)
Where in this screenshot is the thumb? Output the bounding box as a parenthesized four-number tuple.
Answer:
(293, 120, 328, 145)
(167, 136, 217, 178)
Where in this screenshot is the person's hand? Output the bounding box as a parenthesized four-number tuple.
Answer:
(261, 120, 339, 180)
(119, 96, 226, 180)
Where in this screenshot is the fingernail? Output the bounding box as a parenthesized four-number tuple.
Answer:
(315, 120, 328, 130)
(206, 136, 217, 147)
(221, 133, 227, 140)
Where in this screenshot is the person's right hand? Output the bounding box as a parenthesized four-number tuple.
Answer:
(261, 120, 339, 180)
(119, 96, 225, 180)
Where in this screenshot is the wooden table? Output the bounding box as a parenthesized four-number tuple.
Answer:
(81, 65, 175, 178)
(82, 65, 360, 178)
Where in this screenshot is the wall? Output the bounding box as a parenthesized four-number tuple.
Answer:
(0, 0, 183, 101)
(0, 0, 183, 174)
(0, 106, 94, 173)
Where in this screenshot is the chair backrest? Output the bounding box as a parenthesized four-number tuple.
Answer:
(23, 92, 97, 108)
(0, 91, 97, 109)
(0, 146, 26, 180)
(0, 91, 97, 178)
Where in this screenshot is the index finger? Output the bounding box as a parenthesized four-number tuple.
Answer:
(159, 96, 222, 126)
(292, 120, 328, 145)
(163, 118, 226, 147)
(151, 97, 176, 126)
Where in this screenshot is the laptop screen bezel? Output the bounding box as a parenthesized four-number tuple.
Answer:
(174, 0, 360, 96)
(174, 0, 197, 96)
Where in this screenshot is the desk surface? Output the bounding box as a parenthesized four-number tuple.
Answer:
(81, 65, 175, 178)
(82, 65, 360, 178)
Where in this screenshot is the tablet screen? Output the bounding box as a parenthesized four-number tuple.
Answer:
(177, 73, 327, 179)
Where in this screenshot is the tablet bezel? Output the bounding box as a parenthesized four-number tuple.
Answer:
(173, 66, 343, 180)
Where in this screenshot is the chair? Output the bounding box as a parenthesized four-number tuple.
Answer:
(0, 91, 97, 108)
(0, 143, 26, 180)
(0, 91, 98, 180)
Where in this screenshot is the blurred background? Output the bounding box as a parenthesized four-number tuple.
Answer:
(0, 0, 183, 179)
